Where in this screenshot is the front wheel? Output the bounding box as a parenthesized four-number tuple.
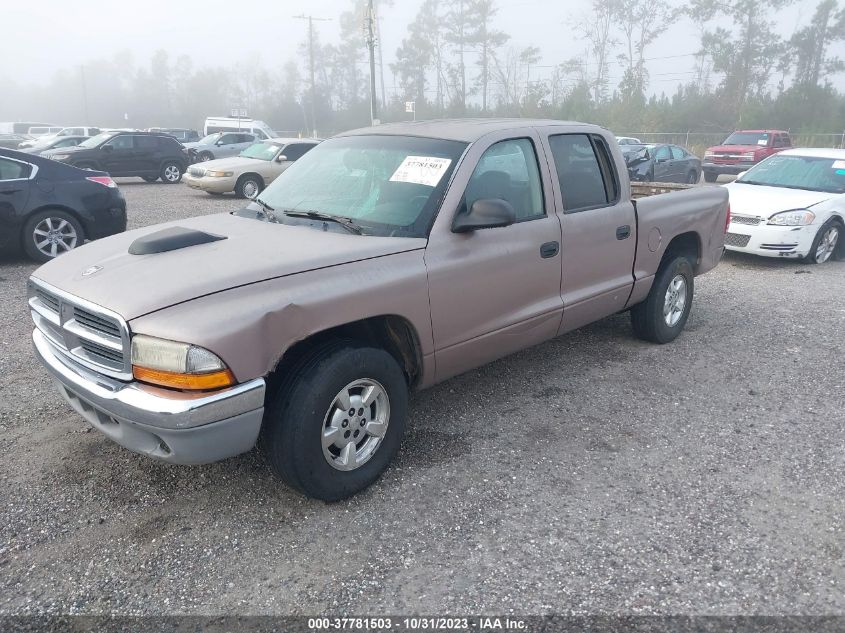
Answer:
(160, 161, 183, 184)
(631, 256, 694, 344)
(22, 209, 86, 263)
(260, 342, 408, 501)
(805, 220, 841, 264)
(235, 174, 263, 199)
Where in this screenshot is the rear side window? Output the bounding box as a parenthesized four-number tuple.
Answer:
(0, 157, 32, 180)
(237, 134, 255, 143)
(135, 136, 159, 150)
(548, 134, 618, 212)
(282, 143, 316, 161)
(670, 146, 687, 159)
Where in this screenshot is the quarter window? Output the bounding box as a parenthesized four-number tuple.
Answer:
(548, 134, 618, 212)
(464, 138, 545, 222)
(0, 157, 32, 180)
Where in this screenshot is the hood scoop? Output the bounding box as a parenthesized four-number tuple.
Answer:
(128, 227, 226, 255)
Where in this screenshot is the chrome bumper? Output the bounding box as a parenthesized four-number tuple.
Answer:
(33, 329, 266, 464)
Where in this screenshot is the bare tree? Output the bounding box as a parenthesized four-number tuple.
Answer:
(575, 0, 619, 104)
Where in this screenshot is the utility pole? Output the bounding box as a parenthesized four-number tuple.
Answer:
(79, 65, 90, 125)
(294, 14, 330, 137)
(364, 0, 379, 125)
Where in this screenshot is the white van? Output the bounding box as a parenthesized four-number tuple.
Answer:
(203, 117, 274, 140)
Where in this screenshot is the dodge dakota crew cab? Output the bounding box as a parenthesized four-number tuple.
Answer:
(29, 119, 729, 500)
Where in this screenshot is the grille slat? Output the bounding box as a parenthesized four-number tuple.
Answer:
(35, 288, 60, 313)
(725, 232, 751, 248)
(74, 307, 121, 339)
(80, 340, 124, 365)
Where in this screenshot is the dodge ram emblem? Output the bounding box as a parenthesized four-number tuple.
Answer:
(81, 265, 103, 277)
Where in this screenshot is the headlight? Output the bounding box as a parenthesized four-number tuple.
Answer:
(205, 170, 233, 177)
(130, 334, 234, 390)
(704, 151, 716, 159)
(767, 209, 815, 226)
(741, 151, 755, 160)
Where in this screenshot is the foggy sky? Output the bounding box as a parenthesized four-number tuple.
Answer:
(1, 0, 837, 99)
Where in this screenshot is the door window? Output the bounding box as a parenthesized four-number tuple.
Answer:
(654, 145, 671, 161)
(282, 143, 316, 161)
(548, 134, 618, 212)
(106, 135, 133, 150)
(670, 146, 687, 160)
(464, 138, 544, 222)
(135, 136, 160, 150)
(0, 157, 32, 180)
(218, 134, 238, 145)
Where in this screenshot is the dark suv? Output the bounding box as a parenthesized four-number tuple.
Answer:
(43, 131, 190, 184)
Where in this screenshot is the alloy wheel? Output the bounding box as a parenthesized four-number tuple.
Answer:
(33, 217, 78, 258)
(321, 379, 390, 472)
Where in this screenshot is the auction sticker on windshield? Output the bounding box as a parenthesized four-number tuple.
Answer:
(390, 156, 452, 187)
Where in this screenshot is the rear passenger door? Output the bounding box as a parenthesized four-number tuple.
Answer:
(542, 131, 637, 334)
(134, 135, 162, 174)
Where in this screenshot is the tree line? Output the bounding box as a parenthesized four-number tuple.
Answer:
(2, 0, 844, 138)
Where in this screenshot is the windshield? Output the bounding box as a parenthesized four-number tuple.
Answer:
(737, 154, 845, 193)
(241, 142, 282, 161)
(724, 132, 769, 146)
(78, 132, 116, 148)
(198, 133, 222, 145)
(255, 135, 467, 237)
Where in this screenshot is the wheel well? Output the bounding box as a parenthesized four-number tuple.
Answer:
(267, 316, 423, 393)
(19, 205, 86, 248)
(662, 231, 701, 269)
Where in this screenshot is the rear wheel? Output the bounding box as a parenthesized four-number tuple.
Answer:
(260, 341, 408, 501)
(198, 151, 213, 162)
(703, 172, 718, 183)
(631, 256, 694, 344)
(22, 209, 85, 263)
(687, 170, 699, 184)
(160, 161, 183, 184)
(805, 219, 841, 264)
(235, 174, 263, 199)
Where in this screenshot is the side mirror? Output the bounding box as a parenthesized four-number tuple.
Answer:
(275, 154, 288, 163)
(215, 140, 224, 146)
(452, 198, 516, 233)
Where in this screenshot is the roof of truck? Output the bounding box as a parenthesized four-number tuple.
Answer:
(339, 118, 601, 142)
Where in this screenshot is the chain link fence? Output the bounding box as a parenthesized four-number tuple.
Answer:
(619, 131, 845, 157)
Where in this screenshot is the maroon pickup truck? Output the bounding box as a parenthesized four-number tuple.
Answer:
(29, 119, 729, 500)
(703, 129, 792, 182)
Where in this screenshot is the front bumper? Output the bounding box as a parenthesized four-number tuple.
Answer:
(725, 221, 817, 259)
(703, 161, 755, 176)
(182, 173, 235, 193)
(33, 329, 266, 464)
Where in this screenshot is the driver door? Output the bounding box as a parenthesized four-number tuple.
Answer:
(425, 131, 564, 382)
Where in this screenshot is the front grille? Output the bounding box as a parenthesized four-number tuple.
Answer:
(29, 280, 131, 380)
(189, 167, 205, 177)
(74, 307, 121, 339)
(725, 232, 751, 248)
(730, 215, 761, 226)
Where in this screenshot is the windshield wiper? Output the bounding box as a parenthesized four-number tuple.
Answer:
(252, 197, 279, 223)
(281, 209, 364, 235)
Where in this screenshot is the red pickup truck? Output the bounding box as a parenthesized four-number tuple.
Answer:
(703, 130, 792, 182)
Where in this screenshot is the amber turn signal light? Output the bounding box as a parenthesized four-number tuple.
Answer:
(132, 366, 235, 391)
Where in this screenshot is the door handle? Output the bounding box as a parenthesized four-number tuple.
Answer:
(616, 225, 631, 240)
(540, 241, 559, 258)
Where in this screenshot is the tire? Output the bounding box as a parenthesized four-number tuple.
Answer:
(260, 341, 409, 501)
(22, 209, 86, 263)
(687, 170, 699, 184)
(160, 161, 183, 184)
(804, 219, 842, 265)
(235, 174, 263, 199)
(143, 176, 159, 183)
(198, 151, 213, 162)
(631, 256, 694, 344)
(703, 172, 718, 183)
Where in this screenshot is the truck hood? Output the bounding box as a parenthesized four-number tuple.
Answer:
(31, 213, 426, 320)
(724, 182, 834, 218)
(707, 144, 759, 154)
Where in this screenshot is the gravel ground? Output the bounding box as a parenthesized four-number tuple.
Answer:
(0, 178, 842, 616)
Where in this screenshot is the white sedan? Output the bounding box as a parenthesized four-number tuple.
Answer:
(723, 148, 845, 264)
